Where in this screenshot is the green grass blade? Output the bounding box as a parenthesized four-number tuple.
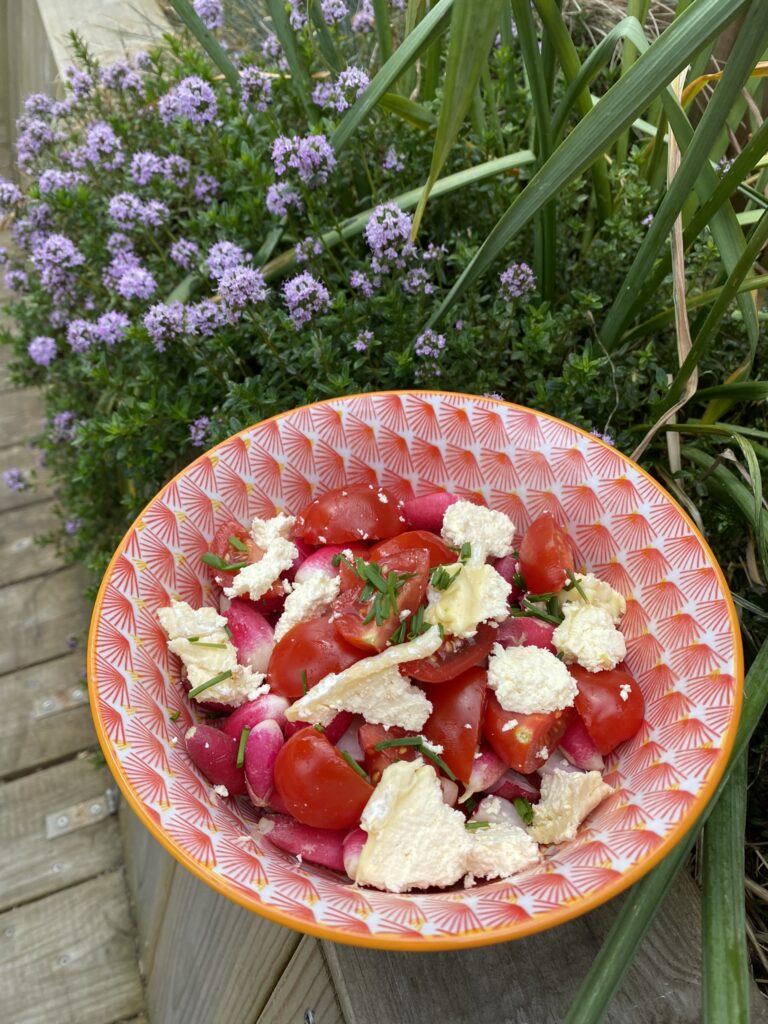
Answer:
(616, 0, 651, 162)
(730, 434, 768, 578)
(332, 0, 455, 152)
(427, 0, 751, 328)
(372, 0, 393, 62)
(166, 0, 240, 90)
(377, 93, 437, 129)
(696, 380, 768, 402)
(309, 0, 344, 72)
(265, 0, 312, 113)
(411, 0, 503, 236)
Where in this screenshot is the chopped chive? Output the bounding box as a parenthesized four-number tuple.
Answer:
(188, 669, 233, 698)
(236, 726, 251, 768)
(224, 625, 233, 640)
(525, 590, 560, 602)
(300, 669, 308, 695)
(514, 797, 534, 825)
(372, 736, 458, 782)
(189, 640, 227, 649)
(340, 750, 371, 783)
(390, 620, 407, 645)
(201, 552, 248, 572)
(465, 820, 491, 830)
(228, 534, 248, 552)
(168, 709, 181, 721)
(430, 565, 457, 591)
(420, 745, 458, 783)
(374, 736, 424, 751)
(359, 581, 375, 603)
(511, 601, 563, 626)
(313, 723, 325, 733)
(459, 542, 472, 562)
(462, 796, 478, 813)
(512, 571, 526, 589)
(565, 569, 588, 602)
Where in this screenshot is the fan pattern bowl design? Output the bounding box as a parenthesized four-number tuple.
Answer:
(88, 391, 742, 949)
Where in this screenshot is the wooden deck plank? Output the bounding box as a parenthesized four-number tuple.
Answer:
(0, 441, 52, 511)
(0, 871, 145, 1024)
(0, 565, 89, 674)
(0, 343, 14, 393)
(0, 757, 122, 911)
(0, 385, 44, 450)
(257, 936, 344, 1024)
(145, 866, 300, 1024)
(0, 499, 66, 586)
(324, 869, 768, 1024)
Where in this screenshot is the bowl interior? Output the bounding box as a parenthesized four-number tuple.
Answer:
(89, 391, 741, 949)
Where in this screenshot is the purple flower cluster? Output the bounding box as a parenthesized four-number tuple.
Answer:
(282, 272, 330, 328)
(353, 329, 373, 352)
(414, 328, 446, 359)
(589, 429, 615, 446)
(23, 93, 55, 118)
(321, 0, 347, 24)
(65, 66, 94, 101)
(218, 266, 268, 316)
(295, 236, 322, 263)
(16, 118, 56, 173)
(266, 182, 303, 217)
(364, 202, 415, 271)
(349, 270, 375, 297)
(193, 0, 224, 30)
(159, 77, 218, 127)
(28, 335, 57, 366)
(31, 234, 85, 289)
(115, 265, 157, 301)
(194, 174, 219, 202)
(108, 192, 168, 229)
(5, 269, 29, 292)
(312, 67, 369, 112)
(271, 133, 336, 186)
(402, 266, 433, 295)
(2, 468, 28, 493)
(170, 238, 200, 269)
(71, 121, 125, 171)
(99, 61, 145, 95)
(351, 0, 375, 32)
(95, 310, 130, 345)
(65, 517, 81, 535)
(0, 177, 23, 209)
(144, 302, 187, 351)
(261, 33, 282, 62)
(67, 318, 95, 353)
(164, 155, 191, 187)
(240, 66, 272, 113)
(38, 169, 87, 194)
(499, 262, 536, 301)
(186, 299, 225, 337)
(207, 240, 249, 280)
(189, 415, 210, 447)
(130, 151, 164, 185)
(288, 0, 308, 29)
(51, 411, 77, 443)
(382, 146, 405, 173)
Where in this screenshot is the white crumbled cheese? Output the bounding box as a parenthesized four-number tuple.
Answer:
(213, 784, 229, 798)
(501, 718, 519, 732)
(552, 604, 627, 673)
(223, 513, 298, 601)
(378, 492, 389, 503)
(473, 795, 524, 828)
(273, 573, 341, 643)
(465, 821, 540, 881)
(356, 761, 473, 893)
(424, 563, 511, 638)
(487, 643, 577, 714)
(619, 683, 632, 702)
(157, 600, 267, 707)
(529, 769, 614, 845)
(284, 626, 442, 729)
(558, 572, 626, 625)
(537, 746, 549, 760)
(441, 501, 516, 563)
(419, 736, 444, 755)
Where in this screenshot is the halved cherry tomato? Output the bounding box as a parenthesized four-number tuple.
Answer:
(518, 514, 574, 595)
(273, 730, 373, 829)
(570, 664, 644, 755)
(421, 666, 487, 784)
(483, 692, 571, 774)
(369, 530, 458, 569)
(359, 724, 418, 785)
(266, 615, 363, 700)
(208, 520, 284, 600)
(294, 485, 404, 545)
(402, 620, 497, 684)
(332, 548, 430, 652)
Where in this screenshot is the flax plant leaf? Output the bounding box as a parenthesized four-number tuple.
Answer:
(167, 0, 240, 91)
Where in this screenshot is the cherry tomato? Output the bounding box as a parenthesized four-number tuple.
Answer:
(369, 530, 458, 569)
(266, 615, 363, 700)
(333, 548, 430, 652)
(208, 520, 285, 600)
(402, 621, 497, 684)
(483, 692, 571, 774)
(570, 665, 645, 755)
(358, 723, 418, 785)
(421, 666, 487, 784)
(273, 729, 373, 829)
(518, 514, 574, 595)
(294, 485, 404, 545)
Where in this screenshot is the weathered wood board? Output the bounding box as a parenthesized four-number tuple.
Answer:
(0, 500, 63, 586)
(0, 385, 44, 450)
(257, 935, 345, 1024)
(0, 444, 51, 512)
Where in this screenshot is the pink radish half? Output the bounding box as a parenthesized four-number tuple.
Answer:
(495, 615, 556, 652)
(402, 492, 461, 531)
(224, 599, 275, 673)
(244, 720, 284, 807)
(492, 555, 524, 602)
(335, 715, 365, 763)
(285, 537, 315, 581)
(257, 815, 347, 872)
(537, 750, 584, 776)
(222, 693, 290, 739)
(489, 768, 541, 803)
(559, 715, 605, 771)
(459, 747, 507, 803)
(185, 724, 246, 795)
(472, 794, 527, 829)
(342, 828, 367, 878)
(293, 543, 368, 585)
(440, 778, 459, 806)
(285, 711, 354, 744)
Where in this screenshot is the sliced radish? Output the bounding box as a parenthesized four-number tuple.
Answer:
(283, 711, 354, 745)
(286, 537, 315, 581)
(257, 815, 347, 872)
(440, 778, 459, 806)
(224, 599, 275, 673)
(244, 720, 284, 807)
(489, 768, 541, 803)
(342, 827, 367, 878)
(494, 615, 556, 652)
(559, 715, 605, 771)
(492, 555, 524, 601)
(185, 724, 246, 795)
(335, 715, 365, 763)
(472, 794, 526, 830)
(402, 492, 461, 532)
(459, 747, 507, 803)
(181, 677, 233, 714)
(293, 542, 368, 585)
(537, 749, 584, 776)
(222, 693, 290, 739)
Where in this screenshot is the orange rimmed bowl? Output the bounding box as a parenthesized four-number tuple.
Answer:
(88, 390, 743, 950)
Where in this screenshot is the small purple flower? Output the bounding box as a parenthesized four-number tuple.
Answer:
(94, 310, 130, 345)
(170, 238, 200, 269)
(193, 0, 224, 29)
(163, 155, 190, 186)
(0, 247, 7, 265)
(116, 265, 157, 301)
(16, 118, 56, 172)
(24, 93, 55, 118)
(0, 178, 23, 209)
(271, 133, 336, 186)
(589, 429, 615, 446)
(159, 76, 218, 127)
(641, 212, 654, 226)
(499, 261, 536, 301)
(717, 155, 734, 175)
(37, 169, 87, 193)
(134, 51, 153, 71)
(107, 232, 135, 255)
(261, 33, 282, 62)
(454, 319, 464, 331)
(218, 266, 268, 314)
(186, 299, 224, 337)
(109, 192, 144, 228)
(353, 330, 373, 352)
(3, 468, 28, 492)
(65, 66, 94, 100)
(99, 61, 145, 95)
(282, 272, 331, 328)
(351, 0, 375, 32)
(312, 67, 368, 112)
(349, 270, 376, 297)
(65, 517, 81, 535)
(83, 121, 125, 170)
(31, 233, 85, 289)
(141, 199, 169, 227)
(4, 269, 29, 292)
(422, 242, 447, 262)
(414, 328, 446, 359)
(130, 150, 164, 185)
(207, 240, 249, 280)
(51, 411, 76, 443)
(240, 65, 272, 112)
(28, 335, 57, 366)
(382, 146, 405, 173)
(485, 392, 504, 400)
(103, 250, 141, 290)
(295, 236, 322, 263)
(364, 202, 413, 267)
(189, 415, 210, 447)
(194, 174, 220, 202)
(288, 0, 308, 29)
(402, 266, 433, 295)
(144, 302, 187, 351)
(265, 181, 303, 216)
(67, 319, 95, 353)
(321, 0, 347, 24)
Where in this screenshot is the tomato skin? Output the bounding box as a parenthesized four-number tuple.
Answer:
(370, 531, 458, 569)
(266, 615, 363, 700)
(483, 693, 571, 774)
(294, 485, 404, 545)
(518, 514, 575, 595)
(421, 666, 488, 784)
(570, 665, 645, 755)
(359, 724, 418, 785)
(273, 730, 373, 829)
(402, 621, 497, 684)
(208, 521, 258, 579)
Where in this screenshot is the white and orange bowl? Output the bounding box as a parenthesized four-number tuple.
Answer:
(87, 391, 743, 950)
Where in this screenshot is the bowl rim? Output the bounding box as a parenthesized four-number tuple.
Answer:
(87, 389, 744, 951)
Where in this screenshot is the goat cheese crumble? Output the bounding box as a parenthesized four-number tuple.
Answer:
(424, 562, 511, 638)
(273, 573, 341, 642)
(529, 769, 614, 845)
(223, 514, 298, 601)
(552, 603, 627, 672)
(441, 501, 516, 563)
(487, 643, 577, 714)
(558, 572, 626, 624)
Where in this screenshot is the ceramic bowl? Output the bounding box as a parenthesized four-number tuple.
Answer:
(88, 391, 742, 949)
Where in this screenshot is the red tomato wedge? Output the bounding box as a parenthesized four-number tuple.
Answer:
(359, 724, 418, 785)
(518, 513, 574, 595)
(273, 730, 373, 829)
(266, 615, 363, 700)
(421, 666, 487, 784)
(293, 485, 404, 545)
(402, 620, 497, 684)
(570, 664, 645, 755)
(369, 530, 458, 569)
(483, 692, 571, 774)
(208, 520, 284, 599)
(332, 548, 430, 652)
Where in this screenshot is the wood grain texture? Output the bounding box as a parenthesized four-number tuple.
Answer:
(35, 0, 168, 72)
(0, 500, 62, 586)
(0, 871, 145, 1024)
(0, 442, 51, 512)
(146, 864, 301, 1024)
(0, 757, 122, 911)
(257, 936, 344, 1024)
(0, 653, 95, 779)
(324, 870, 768, 1024)
(0, 385, 44, 451)
(0, 565, 89, 674)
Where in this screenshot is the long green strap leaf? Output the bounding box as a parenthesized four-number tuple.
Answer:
(265, 0, 312, 113)
(332, 0, 455, 152)
(377, 93, 437, 129)
(427, 0, 751, 327)
(166, 0, 240, 90)
(372, 0, 393, 62)
(411, 0, 503, 236)
(696, 380, 768, 402)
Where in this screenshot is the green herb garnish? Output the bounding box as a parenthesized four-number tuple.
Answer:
(313, 723, 325, 733)
(462, 796, 478, 814)
(514, 797, 535, 825)
(512, 571, 526, 589)
(236, 727, 251, 768)
(465, 820, 491, 831)
(430, 564, 457, 591)
(188, 669, 233, 698)
(459, 542, 472, 563)
(224, 625, 233, 640)
(340, 750, 371, 783)
(372, 736, 457, 782)
(168, 709, 181, 721)
(189, 639, 227, 649)
(565, 569, 588, 602)
(201, 552, 248, 572)
(228, 534, 248, 552)
(300, 669, 308, 695)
